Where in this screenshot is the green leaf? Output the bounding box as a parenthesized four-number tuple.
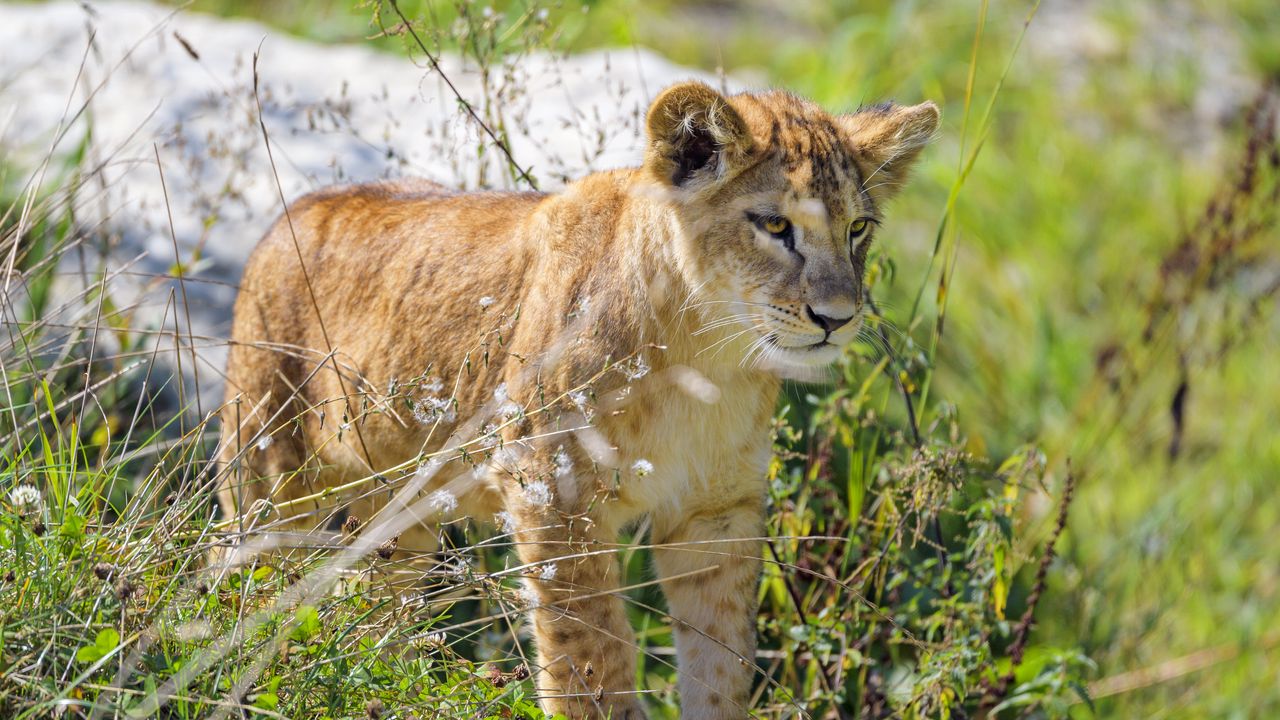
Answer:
(252, 692, 279, 711)
(75, 645, 104, 663)
(291, 604, 321, 642)
(76, 627, 119, 663)
(96, 628, 120, 652)
(59, 513, 86, 540)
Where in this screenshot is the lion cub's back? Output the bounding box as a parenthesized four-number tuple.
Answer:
(224, 179, 546, 429)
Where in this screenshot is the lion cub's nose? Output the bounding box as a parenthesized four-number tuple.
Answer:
(805, 304, 855, 333)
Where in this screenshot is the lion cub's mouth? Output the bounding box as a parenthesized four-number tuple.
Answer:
(763, 334, 834, 352)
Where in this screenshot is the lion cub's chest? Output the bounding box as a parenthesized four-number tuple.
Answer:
(599, 370, 778, 517)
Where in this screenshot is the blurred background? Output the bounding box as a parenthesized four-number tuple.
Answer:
(3, 0, 1278, 717)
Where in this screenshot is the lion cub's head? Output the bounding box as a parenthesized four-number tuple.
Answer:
(643, 81, 938, 380)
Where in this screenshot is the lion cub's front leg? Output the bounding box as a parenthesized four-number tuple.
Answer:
(508, 472, 646, 719)
(652, 481, 765, 719)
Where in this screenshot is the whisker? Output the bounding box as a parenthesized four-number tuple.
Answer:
(739, 333, 774, 368)
(698, 322, 766, 359)
(692, 313, 761, 336)
(861, 154, 896, 185)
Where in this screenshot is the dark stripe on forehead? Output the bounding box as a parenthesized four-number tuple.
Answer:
(777, 109, 866, 211)
(741, 93, 876, 217)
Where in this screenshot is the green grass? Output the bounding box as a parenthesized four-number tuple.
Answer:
(5, 0, 1280, 717)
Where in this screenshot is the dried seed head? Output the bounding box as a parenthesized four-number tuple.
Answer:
(365, 699, 384, 719)
(31, 520, 46, 537)
(342, 515, 361, 535)
(116, 578, 137, 602)
(3, 570, 14, 583)
(487, 664, 508, 688)
(93, 563, 115, 581)
(376, 536, 399, 560)
(513, 664, 530, 681)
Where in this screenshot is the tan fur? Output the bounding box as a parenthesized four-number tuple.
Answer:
(218, 82, 937, 719)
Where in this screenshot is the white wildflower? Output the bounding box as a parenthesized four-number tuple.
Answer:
(415, 458, 445, 481)
(569, 294, 592, 320)
(553, 446, 574, 479)
(622, 355, 650, 380)
(477, 423, 500, 450)
(518, 584, 541, 609)
(478, 295, 496, 308)
(495, 511, 518, 534)
(447, 557, 474, 577)
(568, 390, 594, 421)
(8, 484, 41, 513)
(523, 480, 553, 506)
(255, 435, 273, 452)
(427, 489, 458, 514)
(536, 8, 549, 21)
(413, 395, 456, 425)
(538, 562, 558, 581)
(632, 459, 654, 477)
(424, 631, 446, 649)
(493, 383, 521, 419)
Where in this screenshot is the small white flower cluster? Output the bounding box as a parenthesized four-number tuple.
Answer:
(477, 423, 500, 450)
(255, 435, 273, 452)
(569, 390, 595, 421)
(494, 383, 521, 420)
(427, 489, 458, 514)
(621, 354, 651, 381)
(415, 458, 444, 481)
(495, 510, 518, 534)
(568, 294, 592, 320)
(478, 295, 496, 308)
(523, 480, 553, 507)
(632, 459, 654, 477)
(518, 584, 541, 609)
(446, 557, 474, 578)
(8, 484, 42, 513)
(553, 446, 574, 480)
(538, 562, 558, 581)
(413, 395, 456, 425)
(424, 631, 446, 649)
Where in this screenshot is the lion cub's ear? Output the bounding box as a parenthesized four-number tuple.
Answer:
(645, 81, 754, 190)
(839, 101, 940, 199)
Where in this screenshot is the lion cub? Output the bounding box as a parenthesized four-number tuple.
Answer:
(218, 81, 937, 718)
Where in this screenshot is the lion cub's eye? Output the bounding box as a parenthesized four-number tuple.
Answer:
(746, 212, 796, 251)
(847, 217, 878, 254)
(762, 217, 791, 236)
(848, 218, 871, 242)
(747, 212, 792, 237)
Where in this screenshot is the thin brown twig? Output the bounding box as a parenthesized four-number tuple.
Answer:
(250, 47, 376, 474)
(385, 0, 539, 190)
